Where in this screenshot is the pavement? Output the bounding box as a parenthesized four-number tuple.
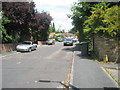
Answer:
(70, 43, 119, 89)
(0, 51, 20, 58)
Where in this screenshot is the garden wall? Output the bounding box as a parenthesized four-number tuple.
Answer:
(0, 43, 18, 53)
(94, 34, 120, 63)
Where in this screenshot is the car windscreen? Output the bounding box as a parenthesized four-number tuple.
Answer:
(22, 42, 31, 45)
(65, 39, 72, 41)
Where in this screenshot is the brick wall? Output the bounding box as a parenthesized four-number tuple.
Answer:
(94, 34, 120, 62)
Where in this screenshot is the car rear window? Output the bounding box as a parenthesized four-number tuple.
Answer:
(65, 39, 72, 41)
(22, 42, 31, 44)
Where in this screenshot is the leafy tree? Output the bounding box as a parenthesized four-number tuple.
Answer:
(70, 1, 98, 42)
(0, 11, 12, 43)
(2, 2, 36, 42)
(52, 22, 56, 32)
(2, 2, 52, 42)
(32, 11, 52, 41)
(84, 3, 120, 37)
(48, 22, 56, 33)
(69, 27, 77, 34)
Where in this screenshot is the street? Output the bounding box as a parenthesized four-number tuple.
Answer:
(2, 42, 117, 89)
(2, 42, 74, 88)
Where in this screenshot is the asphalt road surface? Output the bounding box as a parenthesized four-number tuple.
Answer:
(2, 42, 74, 88)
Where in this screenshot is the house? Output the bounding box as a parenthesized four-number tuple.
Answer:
(49, 33, 56, 38)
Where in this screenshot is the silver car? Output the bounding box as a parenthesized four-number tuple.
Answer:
(16, 41, 37, 52)
(46, 39, 55, 45)
(63, 38, 73, 46)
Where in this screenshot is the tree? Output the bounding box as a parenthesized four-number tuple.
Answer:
(52, 22, 56, 32)
(2, 2, 53, 42)
(32, 11, 52, 41)
(70, 1, 98, 42)
(84, 3, 120, 37)
(0, 11, 12, 43)
(2, 2, 36, 42)
(69, 27, 77, 34)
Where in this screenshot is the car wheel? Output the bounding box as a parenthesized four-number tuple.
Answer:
(28, 48, 32, 52)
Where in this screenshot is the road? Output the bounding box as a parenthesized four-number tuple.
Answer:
(2, 42, 74, 88)
(2, 42, 117, 89)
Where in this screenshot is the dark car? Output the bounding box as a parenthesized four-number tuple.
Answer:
(58, 38, 64, 42)
(63, 38, 73, 46)
(46, 39, 55, 45)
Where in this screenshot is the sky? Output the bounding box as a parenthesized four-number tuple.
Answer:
(33, 0, 78, 32)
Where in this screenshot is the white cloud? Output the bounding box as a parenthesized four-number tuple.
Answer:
(33, 0, 77, 32)
(34, 0, 77, 7)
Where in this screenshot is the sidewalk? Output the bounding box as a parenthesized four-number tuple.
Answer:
(70, 50, 118, 88)
(0, 51, 20, 58)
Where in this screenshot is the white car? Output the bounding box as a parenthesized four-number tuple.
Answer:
(16, 41, 37, 52)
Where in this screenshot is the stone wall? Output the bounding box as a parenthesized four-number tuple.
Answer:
(94, 34, 120, 62)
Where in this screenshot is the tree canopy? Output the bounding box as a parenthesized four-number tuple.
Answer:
(2, 2, 52, 43)
(69, 1, 119, 51)
(70, 1, 119, 41)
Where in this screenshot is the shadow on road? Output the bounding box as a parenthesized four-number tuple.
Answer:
(62, 43, 92, 60)
(62, 43, 81, 52)
(38, 79, 80, 90)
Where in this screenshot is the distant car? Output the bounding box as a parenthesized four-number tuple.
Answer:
(58, 38, 64, 42)
(16, 41, 37, 52)
(46, 39, 55, 45)
(72, 38, 78, 42)
(63, 38, 73, 46)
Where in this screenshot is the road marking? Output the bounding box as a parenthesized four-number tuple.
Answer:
(17, 62, 21, 64)
(34, 81, 38, 83)
(70, 51, 75, 86)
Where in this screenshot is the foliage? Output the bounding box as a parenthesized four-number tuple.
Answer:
(84, 3, 120, 37)
(32, 11, 52, 41)
(2, 2, 52, 43)
(55, 35, 65, 41)
(48, 22, 56, 36)
(2, 2, 36, 42)
(70, 1, 119, 52)
(0, 11, 12, 43)
(69, 27, 77, 34)
(69, 1, 98, 42)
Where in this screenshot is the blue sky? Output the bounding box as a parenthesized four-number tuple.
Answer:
(33, 0, 78, 32)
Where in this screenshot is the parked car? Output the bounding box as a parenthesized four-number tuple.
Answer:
(72, 38, 78, 42)
(58, 38, 64, 42)
(16, 41, 37, 52)
(63, 38, 73, 46)
(46, 39, 55, 45)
